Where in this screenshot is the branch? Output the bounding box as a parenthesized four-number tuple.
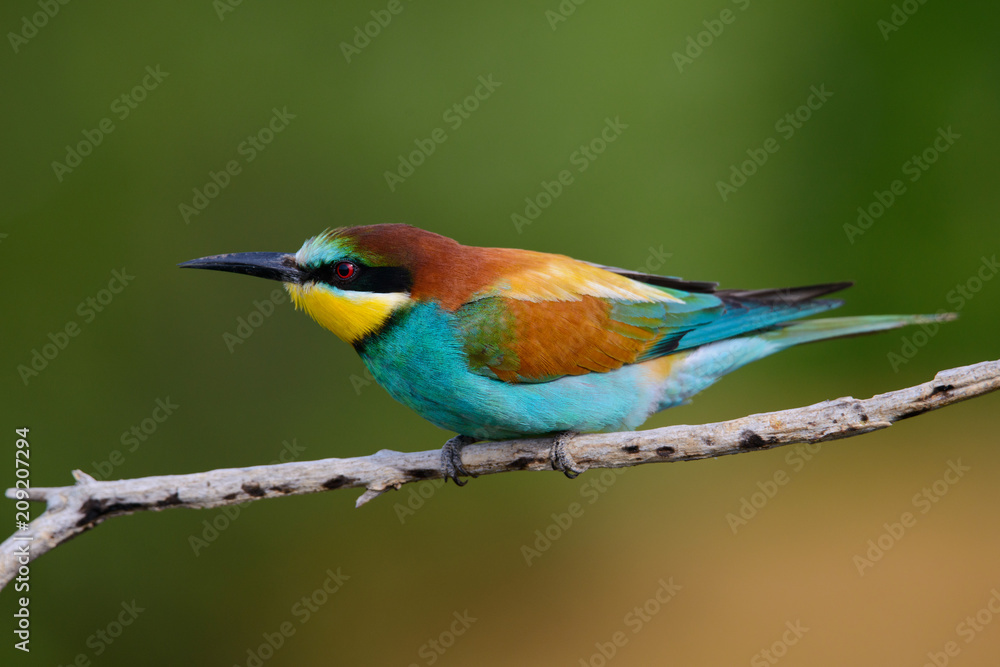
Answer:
(3, 359, 998, 590)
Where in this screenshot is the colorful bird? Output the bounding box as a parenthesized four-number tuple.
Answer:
(180, 224, 953, 483)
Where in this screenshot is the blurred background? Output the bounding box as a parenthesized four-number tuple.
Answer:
(2, 0, 999, 664)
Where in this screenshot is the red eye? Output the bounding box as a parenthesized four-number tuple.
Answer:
(334, 261, 356, 280)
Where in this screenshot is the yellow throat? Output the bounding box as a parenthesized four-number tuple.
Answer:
(285, 282, 411, 343)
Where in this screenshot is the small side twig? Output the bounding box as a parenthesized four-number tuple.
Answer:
(1, 359, 997, 591)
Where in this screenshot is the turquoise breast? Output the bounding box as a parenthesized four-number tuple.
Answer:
(357, 302, 663, 440)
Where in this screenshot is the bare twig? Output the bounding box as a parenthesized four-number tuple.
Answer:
(2, 359, 997, 590)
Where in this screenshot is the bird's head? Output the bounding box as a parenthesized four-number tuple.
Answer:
(180, 224, 453, 345)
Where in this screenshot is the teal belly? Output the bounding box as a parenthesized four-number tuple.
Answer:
(358, 303, 663, 440)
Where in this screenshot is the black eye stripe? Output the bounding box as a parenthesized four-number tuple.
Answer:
(308, 262, 413, 294)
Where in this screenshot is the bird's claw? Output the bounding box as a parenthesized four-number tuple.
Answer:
(441, 435, 479, 486)
(551, 431, 585, 479)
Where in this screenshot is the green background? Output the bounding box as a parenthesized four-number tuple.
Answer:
(2, 0, 999, 665)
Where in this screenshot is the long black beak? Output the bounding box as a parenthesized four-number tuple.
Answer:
(178, 252, 302, 283)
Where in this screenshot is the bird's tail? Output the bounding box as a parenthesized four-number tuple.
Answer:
(653, 313, 956, 411)
(759, 313, 958, 349)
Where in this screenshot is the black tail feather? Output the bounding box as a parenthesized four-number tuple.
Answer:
(590, 259, 853, 305)
(717, 281, 853, 306)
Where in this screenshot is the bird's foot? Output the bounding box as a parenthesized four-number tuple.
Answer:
(441, 435, 479, 486)
(551, 431, 585, 479)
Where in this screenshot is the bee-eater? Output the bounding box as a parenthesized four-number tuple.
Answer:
(180, 224, 953, 483)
